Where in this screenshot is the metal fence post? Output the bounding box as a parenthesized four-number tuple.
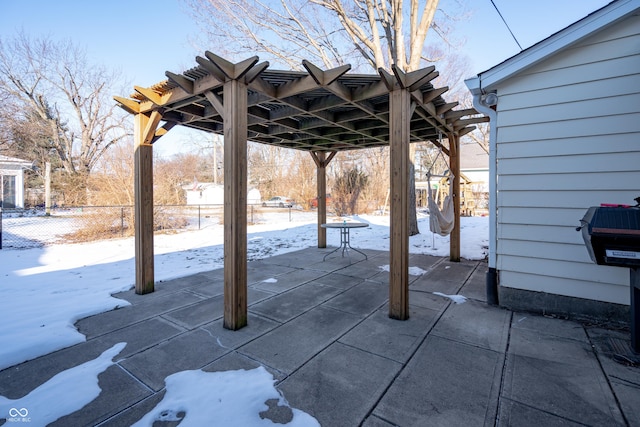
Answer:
(198, 205, 201, 230)
(0, 208, 3, 250)
(121, 207, 125, 237)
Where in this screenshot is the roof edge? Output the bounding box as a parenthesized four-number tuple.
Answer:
(0, 155, 33, 166)
(473, 0, 639, 91)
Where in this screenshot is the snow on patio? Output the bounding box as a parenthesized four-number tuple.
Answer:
(0, 211, 488, 424)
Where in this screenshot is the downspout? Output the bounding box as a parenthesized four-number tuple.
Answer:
(465, 76, 499, 305)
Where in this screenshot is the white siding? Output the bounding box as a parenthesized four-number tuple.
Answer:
(493, 13, 640, 305)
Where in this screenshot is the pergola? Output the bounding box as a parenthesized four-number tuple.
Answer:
(114, 52, 488, 330)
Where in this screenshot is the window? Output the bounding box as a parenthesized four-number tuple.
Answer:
(2, 175, 16, 209)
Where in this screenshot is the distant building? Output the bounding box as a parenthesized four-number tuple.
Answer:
(460, 142, 489, 194)
(183, 182, 262, 205)
(416, 142, 489, 215)
(460, 142, 489, 215)
(0, 155, 33, 209)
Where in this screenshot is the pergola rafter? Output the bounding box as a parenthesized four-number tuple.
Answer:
(115, 52, 486, 330)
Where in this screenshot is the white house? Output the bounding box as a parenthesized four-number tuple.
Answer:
(460, 142, 488, 192)
(0, 155, 32, 209)
(184, 182, 262, 205)
(465, 0, 640, 322)
(461, 142, 489, 213)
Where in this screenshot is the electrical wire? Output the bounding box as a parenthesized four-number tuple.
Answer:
(489, 0, 523, 51)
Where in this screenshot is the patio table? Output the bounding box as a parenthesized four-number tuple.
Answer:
(321, 222, 369, 261)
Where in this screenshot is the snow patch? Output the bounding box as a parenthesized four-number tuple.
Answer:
(379, 265, 428, 276)
(0, 342, 126, 425)
(132, 367, 319, 427)
(408, 266, 428, 276)
(433, 292, 468, 304)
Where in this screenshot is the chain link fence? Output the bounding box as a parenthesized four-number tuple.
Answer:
(0, 204, 299, 249)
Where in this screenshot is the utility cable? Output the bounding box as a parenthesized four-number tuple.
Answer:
(489, 0, 523, 50)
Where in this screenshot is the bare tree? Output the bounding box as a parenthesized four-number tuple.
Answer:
(153, 154, 201, 205)
(186, 0, 351, 70)
(89, 143, 135, 206)
(332, 166, 369, 216)
(186, 0, 465, 234)
(186, 0, 454, 72)
(437, 52, 489, 155)
(285, 150, 318, 208)
(0, 33, 129, 203)
(358, 146, 391, 211)
(248, 143, 291, 198)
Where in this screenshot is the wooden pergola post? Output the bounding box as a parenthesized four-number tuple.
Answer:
(196, 54, 266, 331)
(389, 87, 411, 320)
(310, 151, 336, 248)
(134, 111, 161, 294)
(449, 133, 461, 262)
(223, 77, 249, 330)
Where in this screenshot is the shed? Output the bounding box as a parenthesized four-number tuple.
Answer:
(184, 182, 261, 205)
(0, 155, 32, 209)
(465, 0, 640, 321)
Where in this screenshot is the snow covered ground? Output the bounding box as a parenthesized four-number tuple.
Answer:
(0, 210, 488, 425)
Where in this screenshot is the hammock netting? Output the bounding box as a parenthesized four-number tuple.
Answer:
(427, 179, 455, 236)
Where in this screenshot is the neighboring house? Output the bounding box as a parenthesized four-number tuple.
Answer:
(416, 142, 489, 215)
(460, 142, 489, 192)
(184, 182, 261, 205)
(0, 155, 33, 209)
(461, 142, 489, 214)
(465, 0, 640, 321)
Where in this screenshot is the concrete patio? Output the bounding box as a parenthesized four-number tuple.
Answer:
(1, 247, 638, 426)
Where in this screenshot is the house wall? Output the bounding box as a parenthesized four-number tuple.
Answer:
(493, 13, 640, 307)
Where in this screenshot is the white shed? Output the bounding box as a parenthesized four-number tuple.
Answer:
(184, 183, 224, 205)
(465, 0, 640, 321)
(0, 155, 32, 209)
(184, 182, 261, 205)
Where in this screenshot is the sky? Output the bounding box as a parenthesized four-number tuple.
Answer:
(0, 0, 614, 156)
(0, 0, 614, 81)
(0, 211, 488, 424)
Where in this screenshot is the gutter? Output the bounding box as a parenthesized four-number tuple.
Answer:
(465, 76, 499, 305)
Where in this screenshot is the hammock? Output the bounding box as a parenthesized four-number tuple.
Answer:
(428, 176, 455, 236)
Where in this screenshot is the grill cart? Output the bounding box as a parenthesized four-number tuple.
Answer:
(578, 198, 640, 354)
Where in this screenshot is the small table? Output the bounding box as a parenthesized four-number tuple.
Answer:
(321, 222, 369, 261)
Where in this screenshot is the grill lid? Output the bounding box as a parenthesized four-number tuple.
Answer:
(577, 198, 640, 268)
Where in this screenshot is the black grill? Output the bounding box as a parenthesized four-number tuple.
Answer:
(579, 206, 640, 268)
(578, 199, 640, 354)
